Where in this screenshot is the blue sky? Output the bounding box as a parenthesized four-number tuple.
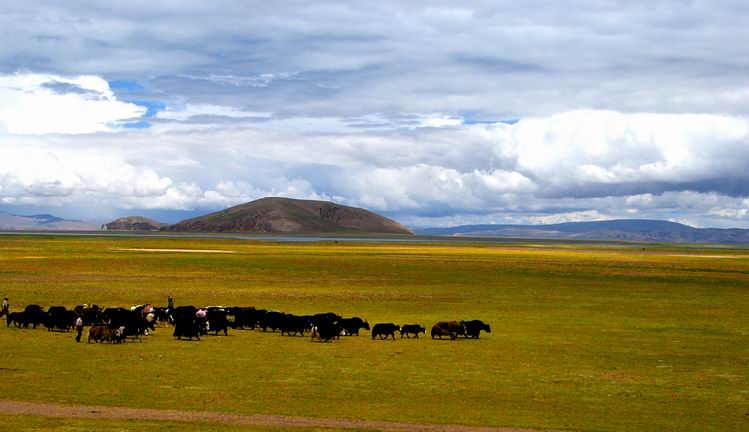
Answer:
(1, 1, 749, 228)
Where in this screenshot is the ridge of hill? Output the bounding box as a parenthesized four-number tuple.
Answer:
(164, 197, 413, 235)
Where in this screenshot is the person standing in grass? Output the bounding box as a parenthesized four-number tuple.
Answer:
(0, 297, 8, 318)
(167, 295, 174, 310)
(74, 316, 84, 342)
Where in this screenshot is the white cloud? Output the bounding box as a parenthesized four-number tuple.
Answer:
(0, 143, 172, 206)
(178, 72, 299, 88)
(157, 104, 271, 121)
(0, 74, 145, 134)
(334, 164, 536, 213)
(416, 115, 464, 128)
(505, 110, 749, 196)
(527, 210, 611, 225)
(3, 103, 749, 228)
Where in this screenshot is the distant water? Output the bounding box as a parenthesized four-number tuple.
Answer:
(0, 230, 438, 243)
(1, 230, 730, 249)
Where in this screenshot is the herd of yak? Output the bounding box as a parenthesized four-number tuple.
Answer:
(4, 303, 491, 343)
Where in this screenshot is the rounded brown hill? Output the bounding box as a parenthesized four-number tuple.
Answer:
(165, 197, 413, 235)
(102, 216, 166, 231)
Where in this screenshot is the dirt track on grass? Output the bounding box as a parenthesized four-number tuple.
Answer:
(0, 400, 553, 432)
(115, 248, 237, 253)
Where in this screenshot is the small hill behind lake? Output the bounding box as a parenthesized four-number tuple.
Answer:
(164, 197, 413, 235)
(102, 216, 167, 231)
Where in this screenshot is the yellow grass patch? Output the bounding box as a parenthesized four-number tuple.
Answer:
(666, 254, 745, 259)
(114, 248, 237, 254)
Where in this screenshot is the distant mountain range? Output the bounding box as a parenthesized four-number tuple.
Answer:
(6, 205, 749, 244)
(3, 198, 412, 235)
(0, 212, 99, 231)
(415, 219, 749, 244)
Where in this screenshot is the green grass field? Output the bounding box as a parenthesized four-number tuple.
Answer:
(0, 235, 747, 431)
(2, 415, 334, 432)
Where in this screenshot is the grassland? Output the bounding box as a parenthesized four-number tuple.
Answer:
(1, 414, 333, 432)
(0, 234, 747, 431)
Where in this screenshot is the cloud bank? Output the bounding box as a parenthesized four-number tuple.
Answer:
(3, 106, 749, 227)
(1, 2, 749, 228)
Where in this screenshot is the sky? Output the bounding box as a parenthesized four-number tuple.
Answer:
(1, 1, 749, 228)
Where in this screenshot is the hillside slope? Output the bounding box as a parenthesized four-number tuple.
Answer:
(165, 197, 413, 235)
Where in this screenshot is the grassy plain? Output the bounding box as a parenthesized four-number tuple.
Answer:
(0, 234, 747, 431)
(1, 415, 330, 432)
